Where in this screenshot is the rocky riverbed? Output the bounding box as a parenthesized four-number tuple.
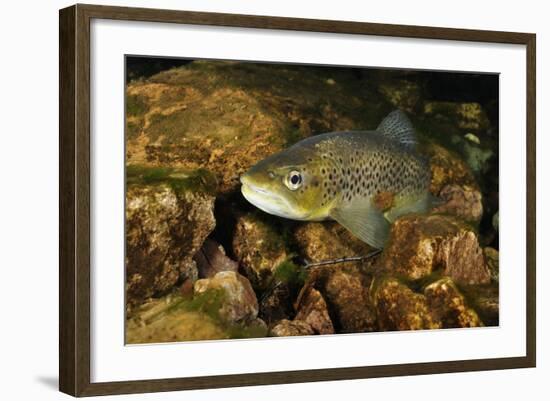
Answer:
(125, 60, 499, 343)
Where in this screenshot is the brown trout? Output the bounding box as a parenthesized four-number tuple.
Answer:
(240, 110, 435, 249)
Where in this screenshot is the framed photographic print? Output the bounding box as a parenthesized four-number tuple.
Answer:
(59, 4, 536, 397)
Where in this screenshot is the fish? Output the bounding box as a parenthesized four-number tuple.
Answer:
(240, 110, 436, 249)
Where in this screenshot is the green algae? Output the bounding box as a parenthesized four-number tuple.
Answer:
(273, 259, 308, 288)
(126, 94, 148, 116)
(126, 165, 217, 195)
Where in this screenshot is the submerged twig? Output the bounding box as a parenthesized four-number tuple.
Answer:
(303, 249, 382, 269)
(259, 249, 383, 305)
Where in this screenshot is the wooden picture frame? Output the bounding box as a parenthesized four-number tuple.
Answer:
(59, 3, 536, 397)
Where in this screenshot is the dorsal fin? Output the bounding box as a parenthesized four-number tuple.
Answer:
(376, 110, 417, 149)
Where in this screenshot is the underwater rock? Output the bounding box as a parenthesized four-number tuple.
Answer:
(194, 238, 238, 279)
(194, 271, 258, 323)
(294, 221, 372, 263)
(317, 266, 377, 333)
(462, 142, 494, 175)
(492, 211, 499, 232)
(424, 143, 478, 195)
(125, 293, 229, 343)
(232, 213, 289, 289)
(382, 214, 491, 285)
(374, 277, 440, 331)
(258, 282, 294, 325)
(126, 61, 392, 194)
(126, 290, 268, 343)
(462, 284, 499, 326)
(294, 286, 335, 335)
(424, 278, 483, 328)
(377, 79, 422, 113)
(484, 247, 499, 282)
(433, 184, 483, 224)
(269, 319, 315, 337)
(125, 182, 215, 307)
(423, 101, 490, 132)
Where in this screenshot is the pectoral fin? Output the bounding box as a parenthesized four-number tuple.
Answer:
(330, 201, 390, 249)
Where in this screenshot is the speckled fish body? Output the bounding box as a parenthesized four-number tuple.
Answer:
(240, 110, 434, 249)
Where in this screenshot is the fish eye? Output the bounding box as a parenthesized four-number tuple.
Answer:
(285, 170, 303, 190)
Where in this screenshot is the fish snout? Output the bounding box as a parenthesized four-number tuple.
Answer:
(239, 172, 250, 186)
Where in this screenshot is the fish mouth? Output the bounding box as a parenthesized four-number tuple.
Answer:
(240, 176, 299, 219)
(241, 182, 284, 207)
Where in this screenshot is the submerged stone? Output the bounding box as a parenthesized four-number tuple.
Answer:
(317, 265, 377, 333)
(382, 214, 491, 285)
(423, 101, 490, 132)
(424, 142, 478, 196)
(269, 319, 315, 337)
(294, 221, 372, 263)
(294, 286, 334, 335)
(258, 281, 294, 325)
(433, 184, 483, 224)
(125, 181, 215, 308)
(194, 271, 258, 324)
(126, 294, 228, 344)
(194, 238, 238, 279)
(232, 212, 290, 290)
(373, 277, 440, 331)
(424, 278, 483, 328)
(483, 247, 499, 282)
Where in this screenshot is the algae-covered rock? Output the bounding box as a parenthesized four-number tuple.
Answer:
(461, 283, 499, 326)
(423, 101, 490, 132)
(126, 61, 391, 194)
(377, 79, 422, 113)
(194, 238, 238, 279)
(258, 282, 294, 325)
(126, 310, 227, 344)
(424, 278, 483, 328)
(194, 271, 258, 323)
(484, 247, 499, 282)
(374, 277, 440, 331)
(126, 288, 267, 344)
(316, 265, 377, 333)
(269, 319, 315, 337)
(294, 221, 372, 263)
(382, 214, 491, 285)
(424, 142, 478, 195)
(232, 213, 290, 289)
(125, 170, 216, 307)
(433, 184, 483, 224)
(294, 286, 334, 335)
